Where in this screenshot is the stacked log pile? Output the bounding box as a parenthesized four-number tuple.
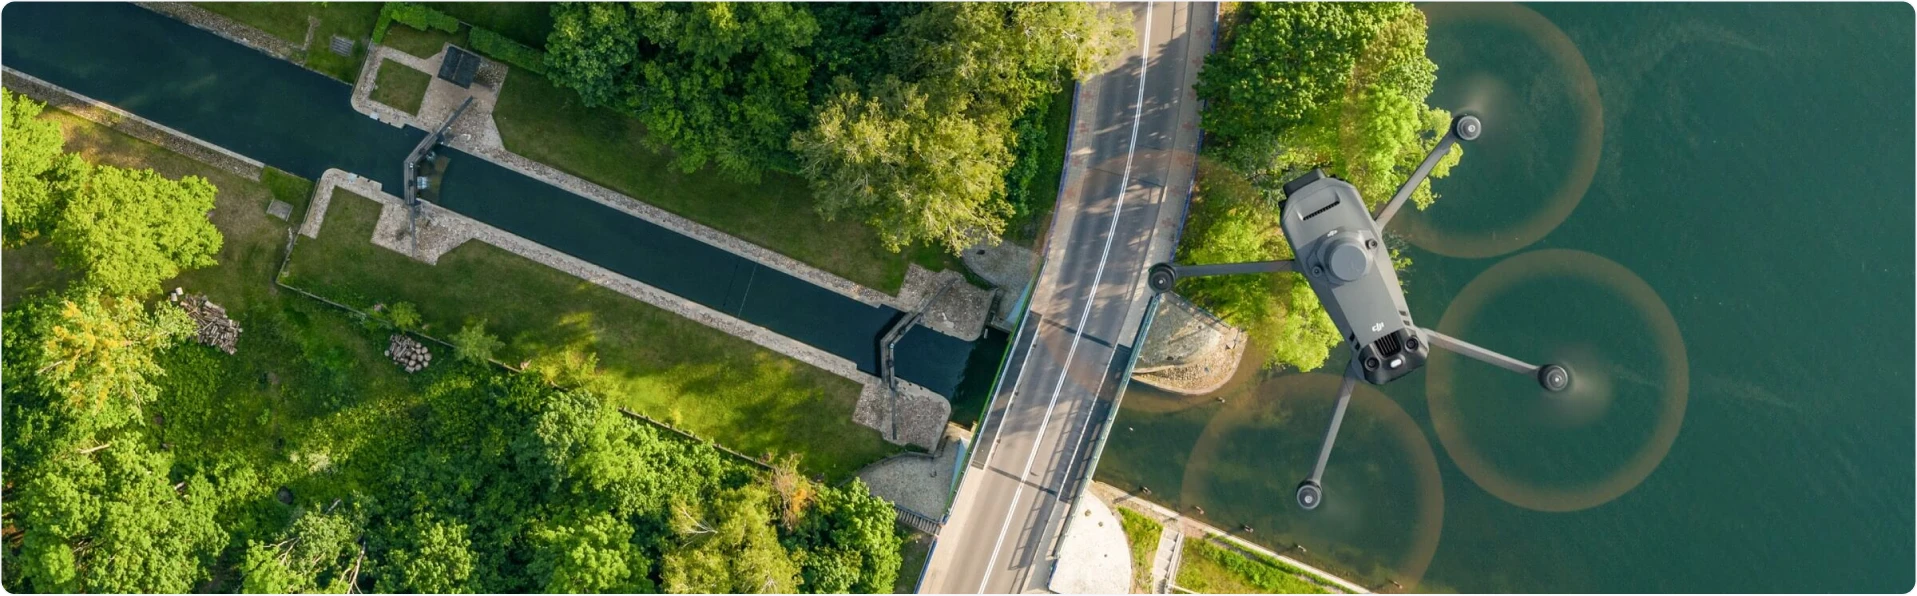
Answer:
(387, 334, 431, 373)
(168, 288, 240, 354)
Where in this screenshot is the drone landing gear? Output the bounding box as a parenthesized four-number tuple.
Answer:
(1297, 360, 1361, 510)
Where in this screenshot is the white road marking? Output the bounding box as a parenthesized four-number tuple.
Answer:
(975, 4, 1156, 592)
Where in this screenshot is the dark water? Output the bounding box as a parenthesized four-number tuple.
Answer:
(1100, 3, 1914, 593)
(0, 2, 984, 396)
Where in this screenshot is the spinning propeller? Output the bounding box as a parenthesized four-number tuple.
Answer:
(1151, 112, 1583, 511)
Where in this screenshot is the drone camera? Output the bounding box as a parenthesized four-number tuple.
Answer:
(1356, 328, 1429, 385)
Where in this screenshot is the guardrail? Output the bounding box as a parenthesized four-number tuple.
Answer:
(1051, 291, 1163, 556)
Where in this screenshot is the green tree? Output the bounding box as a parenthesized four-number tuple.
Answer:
(448, 319, 504, 364)
(543, 2, 641, 107)
(237, 507, 365, 594)
(790, 3, 1129, 254)
(545, 2, 819, 181)
(2, 90, 89, 246)
(792, 76, 1014, 253)
(1196, 3, 1405, 145)
(788, 480, 901, 594)
(385, 301, 421, 331)
(379, 516, 477, 594)
(893, 3, 1128, 119)
(32, 291, 194, 418)
(527, 512, 655, 593)
(7, 441, 227, 593)
(52, 164, 222, 296)
(1196, 3, 1455, 209)
(661, 486, 799, 594)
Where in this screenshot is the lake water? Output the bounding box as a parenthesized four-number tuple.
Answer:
(1097, 3, 1914, 592)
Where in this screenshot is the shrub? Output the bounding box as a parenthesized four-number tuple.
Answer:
(469, 27, 547, 75)
(381, 3, 459, 38)
(448, 319, 502, 364)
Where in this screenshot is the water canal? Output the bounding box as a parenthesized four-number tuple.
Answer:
(1099, 3, 1913, 593)
(1, 2, 982, 397)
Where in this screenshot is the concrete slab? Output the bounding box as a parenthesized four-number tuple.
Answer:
(1048, 491, 1133, 594)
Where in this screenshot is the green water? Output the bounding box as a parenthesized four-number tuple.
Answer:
(1098, 3, 1914, 592)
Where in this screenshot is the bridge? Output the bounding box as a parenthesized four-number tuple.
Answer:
(919, 3, 1215, 592)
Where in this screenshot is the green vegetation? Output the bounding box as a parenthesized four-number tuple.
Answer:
(283, 188, 897, 480)
(2, 94, 909, 594)
(893, 530, 933, 593)
(1179, 2, 1451, 372)
(1117, 508, 1164, 592)
(370, 60, 431, 115)
(374, 2, 458, 44)
(437, 2, 554, 49)
(541, 3, 1123, 255)
(380, 20, 465, 60)
(1176, 538, 1328, 594)
(1006, 84, 1074, 246)
(469, 27, 547, 75)
(489, 71, 915, 291)
(194, 2, 381, 82)
(3, 91, 221, 297)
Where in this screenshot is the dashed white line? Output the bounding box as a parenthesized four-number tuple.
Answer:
(975, 4, 1156, 592)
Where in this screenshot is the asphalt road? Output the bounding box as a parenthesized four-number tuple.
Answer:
(920, 3, 1213, 593)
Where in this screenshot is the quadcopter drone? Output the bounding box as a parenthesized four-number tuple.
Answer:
(1147, 114, 1572, 511)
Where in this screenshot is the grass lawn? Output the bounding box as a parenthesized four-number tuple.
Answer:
(437, 2, 554, 48)
(280, 188, 900, 481)
(370, 59, 431, 115)
(894, 529, 934, 593)
(1176, 537, 1329, 594)
(382, 22, 467, 60)
(1119, 508, 1165, 593)
(193, 2, 381, 83)
(491, 70, 928, 293)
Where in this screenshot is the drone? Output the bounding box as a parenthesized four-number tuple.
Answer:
(1146, 113, 1572, 511)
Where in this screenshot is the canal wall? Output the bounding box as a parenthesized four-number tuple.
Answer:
(2, 68, 265, 182)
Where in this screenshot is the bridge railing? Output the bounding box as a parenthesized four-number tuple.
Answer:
(1051, 291, 1162, 557)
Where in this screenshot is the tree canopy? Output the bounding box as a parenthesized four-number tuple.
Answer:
(4, 90, 222, 296)
(788, 3, 1129, 253)
(542, 2, 1130, 254)
(2, 90, 90, 247)
(545, 2, 819, 181)
(1183, 3, 1451, 371)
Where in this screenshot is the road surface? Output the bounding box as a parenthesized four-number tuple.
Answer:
(920, 3, 1213, 593)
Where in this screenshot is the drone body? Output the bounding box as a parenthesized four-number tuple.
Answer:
(1147, 114, 1573, 511)
(1278, 170, 1430, 386)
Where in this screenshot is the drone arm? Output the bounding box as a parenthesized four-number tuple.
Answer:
(1172, 260, 1297, 278)
(1419, 328, 1538, 375)
(1375, 115, 1480, 229)
(1308, 360, 1363, 485)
